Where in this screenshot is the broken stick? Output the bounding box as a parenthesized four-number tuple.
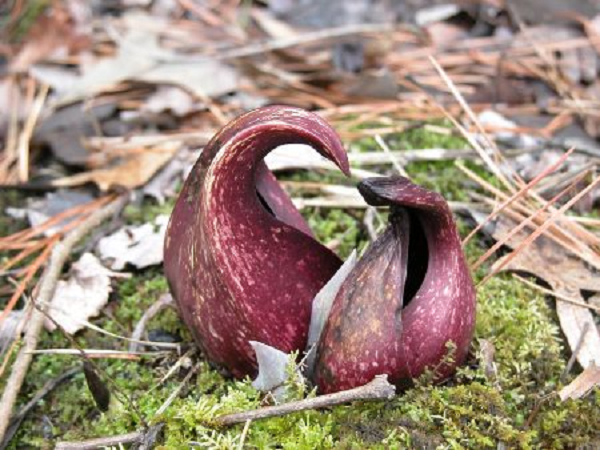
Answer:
(215, 375, 396, 427)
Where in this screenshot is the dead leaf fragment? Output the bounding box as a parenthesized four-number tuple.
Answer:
(250, 341, 304, 401)
(141, 86, 196, 117)
(46, 253, 123, 334)
(6, 190, 96, 236)
(54, 13, 240, 106)
(0, 311, 26, 356)
(52, 144, 178, 191)
(305, 251, 357, 376)
(251, 341, 291, 394)
(97, 215, 169, 270)
(10, 3, 89, 73)
(83, 361, 111, 411)
(559, 364, 600, 401)
(142, 148, 198, 203)
(479, 339, 498, 384)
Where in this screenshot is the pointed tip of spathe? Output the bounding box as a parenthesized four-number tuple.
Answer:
(334, 150, 351, 178)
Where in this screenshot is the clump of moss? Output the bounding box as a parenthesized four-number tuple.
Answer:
(305, 208, 367, 260)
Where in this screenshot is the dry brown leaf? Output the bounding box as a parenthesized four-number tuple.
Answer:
(9, 4, 89, 73)
(559, 363, 600, 401)
(52, 144, 178, 191)
(482, 214, 600, 369)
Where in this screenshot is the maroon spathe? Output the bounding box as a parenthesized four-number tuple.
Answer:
(164, 106, 349, 378)
(313, 177, 476, 393)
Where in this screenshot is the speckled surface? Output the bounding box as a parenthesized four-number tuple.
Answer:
(164, 106, 349, 378)
(314, 177, 476, 393)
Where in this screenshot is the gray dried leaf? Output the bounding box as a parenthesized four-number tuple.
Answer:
(0, 310, 26, 356)
(415, 3, 459, 26)
(143, 148, 199, 203)
(141, 86, 196, 117)
(97, 215, 169, 270)
(251, 341, 291, 393)
(304, 251, 357, 376)
(54, 14, 240, 106)
(251, 341, 304, 401)
(46, 253, 123, 334)
(29, 64, 81, 94)
(6, 190, 95, 236)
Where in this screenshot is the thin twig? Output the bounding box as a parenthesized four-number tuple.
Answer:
(129, 293, 175, 353)
(55, 432, 143, 450)
(153, 347, 197, 390)
(0, 194, 129, 442)
(374, 135, 408, 177)
(154, 363, 200, 417)
(561, 323, 590, 382)
(214, 375, 395, 427)
(514, 275, 600, 313)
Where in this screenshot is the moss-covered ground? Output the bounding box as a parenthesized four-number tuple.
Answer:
(6, 124, 600, 449)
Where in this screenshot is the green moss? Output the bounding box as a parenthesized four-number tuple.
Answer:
(304, 208, 367, 260)
(123, 199, 175, 226)
(0, 191, 26, 239)
(14, 242, 597, 449)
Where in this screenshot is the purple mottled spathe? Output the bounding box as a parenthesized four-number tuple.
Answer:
(313, 177, 477, 394)
(164, 106, 350, 378)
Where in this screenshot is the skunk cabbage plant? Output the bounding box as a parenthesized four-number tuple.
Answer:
(164, 105, 476, 392)
(313, 177, 476, 393)
(164, 106, 349, 378)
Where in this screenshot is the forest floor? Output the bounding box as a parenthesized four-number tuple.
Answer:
(1, 1, 600, 448)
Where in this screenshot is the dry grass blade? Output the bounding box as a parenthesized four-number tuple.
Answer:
(0, 235, 59, 326)
(0, 196, 113, 248)
(480, 175, 600, 286)
(471, 170, 589, 272)
(16, 82, 49, 183)
(462, 148, 575, 247)
(153, 348, 197, 390)
(459, 163, 600, 269)
(374, 135, 408, 177)
(0, 195, 117, 330)
(82, 321, 181, 350)
(428, 56, 518, 193)
(514, 275, 600, 313)
(29, 349, 168, 358)
(1, 238, 52, 272)
(154, 364, 200, 417)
